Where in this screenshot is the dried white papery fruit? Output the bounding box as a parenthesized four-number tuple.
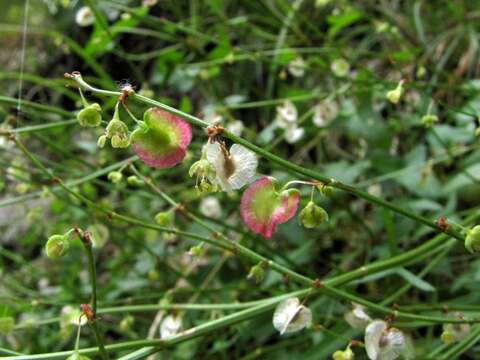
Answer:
(365, 320, 406, 360)
(206, 142, 257, 192)
(75, 6, 95, 27)
(344, 303, 372, 330)
(273, 297, 312, 335)
(160, 314, 182, 339)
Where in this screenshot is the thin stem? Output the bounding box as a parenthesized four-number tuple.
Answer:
(80, 233, 109, 360)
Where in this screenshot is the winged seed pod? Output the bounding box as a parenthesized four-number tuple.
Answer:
(160, 314, 182, 339)
(272, 297, 312, 335)
(206, 142, 257, 192)
(131, 108, 192, 168)
(344, 303, 372, 330)
(441, 318, 470, 344)
(45, 234, 70, 259)
(240, 177, 300, 238)
(365, 320, 405, 360)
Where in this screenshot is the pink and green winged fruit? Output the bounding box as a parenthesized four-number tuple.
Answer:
(240, 177, 300, 239)
(131, 108, 192, 168)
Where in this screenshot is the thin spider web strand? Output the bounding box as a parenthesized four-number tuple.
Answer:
(16, 0, 30, 122)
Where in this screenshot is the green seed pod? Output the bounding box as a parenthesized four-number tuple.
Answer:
(111, 134, 130, 148)
(247, 263, 265, 283)
(119, 315, 134, 332)
(97, 135, 107, 148)
(421, 114, 439, 128)
(299, 201, 328, 228)
(189, 244, 205, 257)
(77, 103, 102, 127)
(465, 225, 480, 253)
(107, 171, 123, 184)
(331, 58, 350, 77)
(127, 175, 143, 186)
(0, 317, 14, 335)
(441, 330, 456, 344)
(154, 211, 174, 227)
(148, 269, 160, 281)
(45, 234, 70, 259)
(386, 81, 404, 104)
(106, 106, 130, 148)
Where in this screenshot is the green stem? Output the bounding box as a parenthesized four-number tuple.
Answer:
(70, 73, 464, 241)
(81, 233, 109, 360)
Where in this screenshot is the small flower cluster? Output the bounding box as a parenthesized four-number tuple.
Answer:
(74, 79, 335, 240)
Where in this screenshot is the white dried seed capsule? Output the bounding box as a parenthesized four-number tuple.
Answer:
(273, 297, 312, 335)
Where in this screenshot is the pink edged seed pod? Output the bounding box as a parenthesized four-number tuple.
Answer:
(131, 108, 192, 168)
(240, 177, 300, 239)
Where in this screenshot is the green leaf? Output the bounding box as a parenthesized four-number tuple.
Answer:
(396, 268, 436, 292)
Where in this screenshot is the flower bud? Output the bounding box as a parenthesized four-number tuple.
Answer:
(247, 263, 265, 283)
(0, 317, 14, 335)
(127, 175, 143, 186)
(111, 134, 130, 148)
(332, 346, 354, 360)
(97, 135, 107, 148)
(155, 211, 174, 227)
(386, 81, 404, 104)
(465, 225, 480, 253)
(299, 201, 328, 228)
(421, 114, 438, 128)
(45, 234, 70, 259)
(148, 269, 160, 281)
(106, 106, 130, 148)
(188, 244, 206, 257)
(107, 171, 123, 184)
(441, 329, 456, 344)
(77, 103, 102, 127)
